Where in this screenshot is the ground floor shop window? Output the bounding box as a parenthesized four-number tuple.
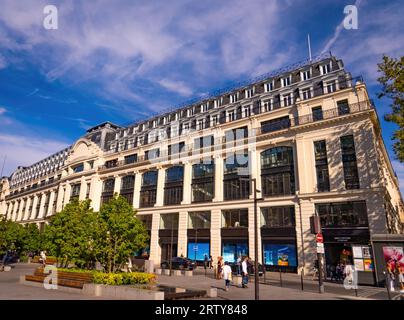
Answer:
(187, 241, 210, 262)
(263, 243, 297, 267)
(222, 241, 248, 263)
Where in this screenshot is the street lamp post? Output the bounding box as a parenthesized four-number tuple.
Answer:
(241, 177, 262, 300)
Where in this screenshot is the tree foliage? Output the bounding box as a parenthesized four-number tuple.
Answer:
(95, 194, 149, 272)
(377, 55, 404, 161)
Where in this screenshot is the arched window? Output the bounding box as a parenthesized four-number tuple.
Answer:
(261, 147, 295, 196)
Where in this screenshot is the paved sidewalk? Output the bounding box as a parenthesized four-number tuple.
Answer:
(0, 263, 111, 300)
(161, 268, 403, 300)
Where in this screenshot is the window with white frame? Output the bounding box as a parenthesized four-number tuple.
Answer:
(197, 119, 204, 130)
(264, 81, 274, 92)
(243, 106, 251, 118)
(230, 92, 239, 104)
(228, 110, 236, 122)
(201, 103, 209, 113)
(187, 107, 195, 117)
(182, 122, 190, 132)
(325, 80, 336, 93)
(211, 115, 219, 126)
(283, 93, 292, 106)
(262, 99, 272, 112)
(214, 97, 223, 108)
(281, 76, 291, 87)
(301, 88, 312, 100)
(300, 70, 311, 81)
(320, 62, 332, 75)
(245, 87, 254, 98)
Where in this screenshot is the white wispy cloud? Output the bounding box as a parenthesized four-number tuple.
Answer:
(0, 107, 6, 115)
(0, 133, 68, 177)
(158, 79, 193, 97)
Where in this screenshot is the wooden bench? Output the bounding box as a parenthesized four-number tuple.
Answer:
(31, 256, 57, 264)
(25, 268, 93, 289)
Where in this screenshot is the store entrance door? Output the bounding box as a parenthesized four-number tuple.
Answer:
(324, 243, 353, 279)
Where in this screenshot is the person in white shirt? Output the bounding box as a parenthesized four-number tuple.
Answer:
(241, 257, 248, 288)
(39, 251, 47, 266)
(222, 262, 232, 291)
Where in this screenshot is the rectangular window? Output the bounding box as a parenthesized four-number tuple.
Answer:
(124, 154, 137, 164)
(261, 206, 295, 227)
(283, 93, 292, 106)
(264, 82, 274, 92)
(312, 106, 323, 121)
(222, 209, 248, 228)
(302, 88, 312, 100)
(340, 135, 360, 189)
(316, 201, 368, 228)
(326, 80, 336, 93)
(301, 70, 311, 81)
(320, 63, 331, 75)
(70, 184, 81, 198)
(314, 140, 330, 192)
(243, 107, 251, 118)
(228, 110, 236, 122)
(261, 116, 290, 133)
(159, 213, 179, 229)
(245, 88, 254, 98)
(73, 163, 84, 173)
(145, 148, 160, 160)
(281, 76, 291, 87)
(337, 99, 350, 115)
(230, 93, 239, 103)
(194, 135, 214, 150)
(225, 126, 248, 142)
(188, 211, 211, 229)
(211, 115, 219, 126)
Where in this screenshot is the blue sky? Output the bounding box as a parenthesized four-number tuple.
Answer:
(0, 0, 403, 192)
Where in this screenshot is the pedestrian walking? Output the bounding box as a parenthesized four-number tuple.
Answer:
(222, 261, 232, 291)
(39, 250, 47, 266)
(204, 254, 208, 270)
(217, 256, 223, 279)
(209, 255, 213, 269)
(398, 264, 404, 292)
(241, 256, 249, 288)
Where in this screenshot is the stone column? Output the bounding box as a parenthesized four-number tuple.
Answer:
(24, 198, 31, 221)
(56, 185, 64, 213)
(38, 193, 47, 219)
(178, 211, 188, 258)
(133, 172, 142, 209)
(17, 199, 25, 221)
(248, 204, 262, 263)
(63, 182, 71, 208)
(90, 176, 102, 212)
(295, 136, 316, 194)
(155, 166, 166, 207)
(181, 161, 192, 205)
(295, 198, 316, 275)
(210, 208, 222, 261)
(213, 155, 223, 202)
(113, 175, 121, 195)
(12, 201, 18, 221)
(79, 178, 87, 201)
(149, 213, 161, 264)
(47, 191, 56, 217)
(30, 195, 39, 220)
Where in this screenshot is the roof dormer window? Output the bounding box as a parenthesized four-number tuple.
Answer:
(300, 69, 311, 81)
(264, 81, 274, 92)
(320, 62, 332, 75)
(214, 97, 223, 108)
(281, 75, 292, 87)
(229, 92, 239, 104)
(245, 87, 254, 99)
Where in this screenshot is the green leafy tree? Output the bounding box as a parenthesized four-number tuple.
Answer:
(0, 217, 25, 256)
(94, 194, 149, 272)
(20, 223, 43, 256)
(44, 198, 97, 268)
(377, 55, 404, 161)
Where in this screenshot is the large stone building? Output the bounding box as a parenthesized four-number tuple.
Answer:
(1, 53, 403, 285)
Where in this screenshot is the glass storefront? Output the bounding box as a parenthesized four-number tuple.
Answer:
(263, 243, 297, 267)
(222, 241, 248, 263)
(187, 241, 210, 261)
